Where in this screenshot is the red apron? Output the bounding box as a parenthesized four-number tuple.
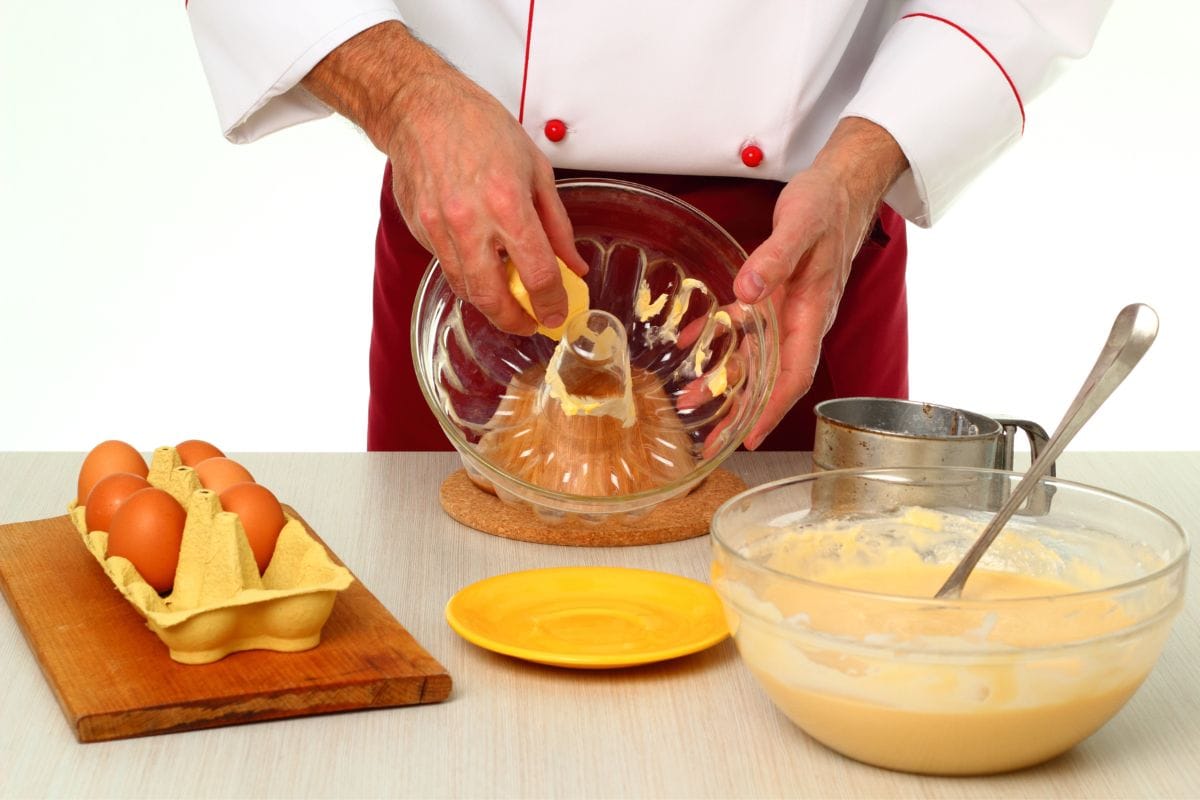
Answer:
(368, 164, 908, 451)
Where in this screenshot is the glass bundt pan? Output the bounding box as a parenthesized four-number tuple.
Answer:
(412, 178, 778, 524)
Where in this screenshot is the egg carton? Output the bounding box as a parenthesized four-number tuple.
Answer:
(69, 446, 354, 664)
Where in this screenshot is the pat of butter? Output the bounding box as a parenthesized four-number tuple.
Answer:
(506, 257, 590, 340)
(706, 365, 728, 396)
(688, 309, 731, 397)
(635, 282, 668, 320)
(663, 278, 706, 344)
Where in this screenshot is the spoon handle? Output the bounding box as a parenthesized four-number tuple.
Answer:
(934, 303, 1159, 599)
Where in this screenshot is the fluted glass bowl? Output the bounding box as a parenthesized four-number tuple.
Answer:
(412, 178, 778, 524)
(711, 467, 1188, 775)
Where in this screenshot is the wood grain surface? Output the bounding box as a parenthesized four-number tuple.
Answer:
(0, 507, 450, 743)
(2, 451, 1197, 798)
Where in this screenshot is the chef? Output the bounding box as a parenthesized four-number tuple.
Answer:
(186, 2, 1109, 451)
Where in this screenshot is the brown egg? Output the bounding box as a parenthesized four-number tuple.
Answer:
(77, 440, 148, 505)
(194, 457, 255, 494)
(84, 472, 151, 533)
(219, 482, 286, 574)
(107, 487, 186, 593)
(175, 439, 225, 467)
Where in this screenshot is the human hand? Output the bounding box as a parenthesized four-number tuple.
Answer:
(733, 118, 908, 449)
(303, 22, 586, 335)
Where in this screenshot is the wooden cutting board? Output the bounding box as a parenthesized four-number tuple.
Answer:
(0, 509, 451, 743)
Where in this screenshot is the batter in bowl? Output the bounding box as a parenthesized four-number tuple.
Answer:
(714, 508, 1178, 774)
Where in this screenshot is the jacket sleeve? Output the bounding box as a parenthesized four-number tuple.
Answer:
(841, 1, 1111, 227)
(186, 0, 404, 143)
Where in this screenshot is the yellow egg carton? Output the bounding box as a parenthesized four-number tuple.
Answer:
(69, 446, 354, 664)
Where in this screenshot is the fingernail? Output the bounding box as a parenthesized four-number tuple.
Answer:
(737, 271, 767, 303)
(542, 313, 565, 328)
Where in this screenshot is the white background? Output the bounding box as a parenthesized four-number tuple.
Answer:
(1, 2, 1197, 453)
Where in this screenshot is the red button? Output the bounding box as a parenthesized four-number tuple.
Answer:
(740, 144, 764, 168)
(544, 119, 567, 142)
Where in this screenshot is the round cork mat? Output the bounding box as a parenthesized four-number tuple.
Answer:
(438, 468, 747, 547)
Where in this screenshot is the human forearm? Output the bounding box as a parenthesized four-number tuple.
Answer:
(301, 20, 585, 336)
(811, 117, 909, 230)
(301, 20, 443, 156)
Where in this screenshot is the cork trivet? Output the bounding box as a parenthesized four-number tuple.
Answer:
(438, 468, 747, 546)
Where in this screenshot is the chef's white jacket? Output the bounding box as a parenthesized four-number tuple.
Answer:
(186, 1, 1109, 227)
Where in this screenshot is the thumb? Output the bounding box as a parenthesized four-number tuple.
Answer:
(735, 216, 820, 305)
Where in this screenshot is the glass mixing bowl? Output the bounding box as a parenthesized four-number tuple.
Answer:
(711, 467, 1188, 776)
(412, 178, 778, 524)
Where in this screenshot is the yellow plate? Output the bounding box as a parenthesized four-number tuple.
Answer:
(445, 567, 729, 669)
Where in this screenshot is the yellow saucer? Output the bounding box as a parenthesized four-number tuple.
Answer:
(445, 567, 729, 669)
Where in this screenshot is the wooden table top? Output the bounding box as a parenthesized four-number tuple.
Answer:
(2, 451, 1197, 799)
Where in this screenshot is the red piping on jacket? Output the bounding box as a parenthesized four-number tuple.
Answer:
(901, 12, 1025, 133)
(517, 0, 535, 124)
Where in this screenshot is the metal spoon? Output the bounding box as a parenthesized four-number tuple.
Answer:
(934, 303, 1159, 599)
